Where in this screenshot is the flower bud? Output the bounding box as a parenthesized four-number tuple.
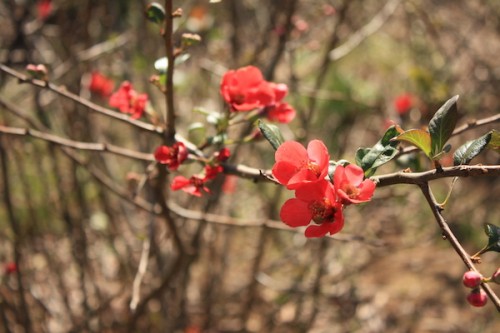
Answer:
(467, 288, 488, 307)
(462, 271, 482, 288)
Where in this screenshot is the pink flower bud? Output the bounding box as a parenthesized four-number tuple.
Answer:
(467, 288, 488, 307)
(462, 271, 483, 288)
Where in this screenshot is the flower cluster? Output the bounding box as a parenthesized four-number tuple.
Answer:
(220, 66, 296, 124)
(272, 140, 375, 238)
(154, 144, 230, 197)
(109, 81, 148, 119)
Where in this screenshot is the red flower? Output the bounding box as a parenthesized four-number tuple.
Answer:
(109, 81, 148, 119)
(266, 102, 296, 124)
(333, 164, 375, 205)
(171, 175, 210, 197)
(89, 71, 114, 97)
(204, 164, 223, 180)
(280, 180, 344, 238)
(214, 147, 231, 162)
(272, 140, 330, 190)
(394, 93, 413, 115)
(37, 0, 52, 21)
(220, 66, 274, 111)
(4, 262, 17, 275)
(154, 142, 188, 170)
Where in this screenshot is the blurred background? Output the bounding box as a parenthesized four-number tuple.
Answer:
(0, 0, 499, 332)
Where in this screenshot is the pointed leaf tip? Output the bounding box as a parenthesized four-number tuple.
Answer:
(429, 95, 460, 159)
(258, 120, 284, 151)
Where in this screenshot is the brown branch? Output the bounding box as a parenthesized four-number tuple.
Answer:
(163, 0, 176, 143)
(0, 63, 163, 135)
(374, 165, 500, 187)
(0, 124, 154, 162)
(419, 182, 500, 312)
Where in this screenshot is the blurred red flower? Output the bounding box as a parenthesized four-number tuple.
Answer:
(280, 180, 344, 238)
(4, 262, 17, 275)
(89, 71, 114, 97)
(266, 102, 296, 124)
(37, 0, 52, 21)
(333, 164, 376, 205)
(272, 140, 330, 190)
(109, 81, 148, 119)
(154, 142, 188, 170)
(171, 175, 210, 197)
(393, 93, 413, 115)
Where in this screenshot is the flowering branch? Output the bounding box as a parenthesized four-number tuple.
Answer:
(419, 182, 500, 312)
(163, 0, 176, 143)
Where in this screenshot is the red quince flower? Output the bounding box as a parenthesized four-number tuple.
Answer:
(266, 102, 296, 124)
(37, 0, 52, 21)
(280, 180, 344, 238)
(109, 81, 148, 119)
(171, 175, 210, 197)
(154, 142, 188, 170)
(272, 140, 330, 190)
(333, 164, 375, 205)
(89, 71, 114, 97)
(394, 93, 413, 115)
(4, 262, 17, 275)
(214, 147, 231, 162)
(220, 66, 274, 111)
(204, 164, 223, 181)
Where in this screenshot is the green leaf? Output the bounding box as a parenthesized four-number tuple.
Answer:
(429, 95, 459, 158)
(487, 130, 500, 154)
(188, 122, 206, 146)
(393, 129, 432, 158)
(145, 3, 166, 24)
(258, 120, 284, 151)
(355, 126, 401, 177)
(483, 223, 500, 253)
(453, 131, 492, 166)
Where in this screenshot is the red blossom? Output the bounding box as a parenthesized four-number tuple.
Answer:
(171, 175, 210, 197)
(109, 81, 148, 119)
(220, 66, 296, 122)
(220, 66, 273, 111)
(333, 164, 376, 205)
(89, 71, 114, 97)
(4, 262, 17, 275)
(467, 289, 488, 307)
(272, 140, 330, 190)
(37, 0, 52, 21)
(214, 147, 231, 162)
(154, 142, 188, 170)
(204, 164, 223, 180)
(394, 93, 413, 115)
(280, 180, 344, 238)
(266, 102, 296, 124)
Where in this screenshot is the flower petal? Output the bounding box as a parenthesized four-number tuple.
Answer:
(275, 141, 308, 165)
(304, 224, 331, 238)
(344, 164, 364, 187)
(280, 199, 312, 227)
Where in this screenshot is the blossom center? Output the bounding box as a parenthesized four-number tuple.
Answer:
(308, 199, 335, 224)
(343, 184, 360, 198)
(306, 161, 321, 177)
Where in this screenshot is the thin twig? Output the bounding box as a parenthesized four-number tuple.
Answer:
(0, 63, 163, 135)
(163, 0, 176, 142)
(0, 124, 154, 162)
(419, 182, 500, 312)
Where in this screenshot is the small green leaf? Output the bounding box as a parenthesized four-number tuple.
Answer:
(145, 3, 166, 24)
(429, 95, 459, 158)
(487, 130, 500, 154)
(188, 122, 206, 146)
(393, 129, 432, 157)
(258, 120, 284, 151)
(453, 131, 492, 166)
(483, 223, 500, 253)
(355, 126, 401, 177)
